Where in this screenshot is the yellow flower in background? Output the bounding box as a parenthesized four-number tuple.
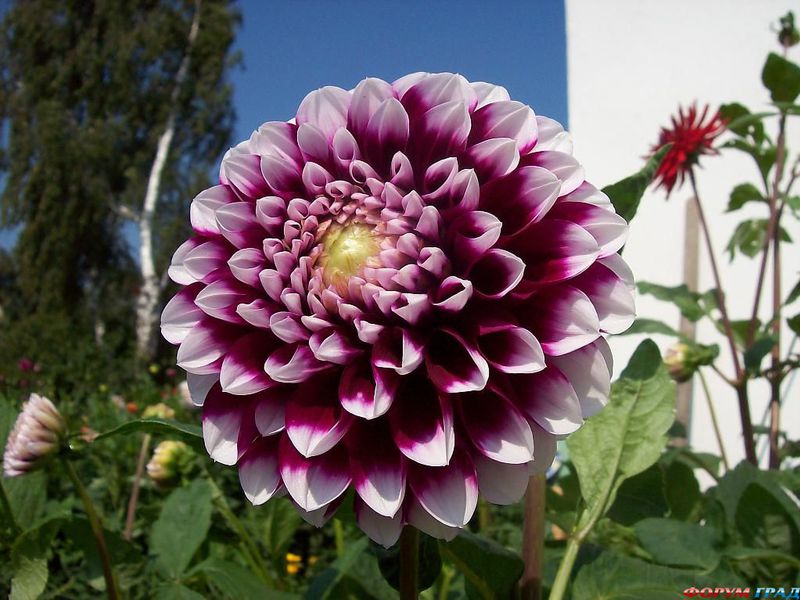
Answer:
(142, 403, 176, 421)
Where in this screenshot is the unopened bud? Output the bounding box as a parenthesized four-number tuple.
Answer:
(147, 440, 193, 485)
(3, 394, 66, 477)
(664, 342, 719, 382)
(142, 402, 176, 421)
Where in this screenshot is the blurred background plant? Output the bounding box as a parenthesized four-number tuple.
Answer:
(0, 2, 798, 599)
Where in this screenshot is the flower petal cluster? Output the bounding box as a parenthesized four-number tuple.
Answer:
(161, 73, 635, 546)
(651, 103, 725, 195)
(4, 393, 65, 476)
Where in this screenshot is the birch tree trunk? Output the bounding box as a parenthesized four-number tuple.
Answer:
(135, 0, 202, 359)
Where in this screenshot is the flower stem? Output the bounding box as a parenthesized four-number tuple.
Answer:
(548, 534, 580, 600)
(520, 473, 545, 600)
(399, 526, 419, 600)
(688, 170, 757, 465)
(62, 459, 121, 600)
(333, 518, 345, 557)
(698, 369, 730, 471)
(123, 433, 151, 540)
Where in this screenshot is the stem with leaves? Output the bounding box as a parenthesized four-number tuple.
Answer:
(688, 170, 757, 464)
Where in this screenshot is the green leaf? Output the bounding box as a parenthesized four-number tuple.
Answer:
(727, 183, 765, 212)
(10, 554, 48, 600)
(94, 418, 203, 450)
(62, 517, 141, 579)
(721, 139, 776, 186)
(154, 584, 206, 600)
(662, 459, 701, 520)
(149, 479, 213, 578)
(572, 551, 707, 600)
(619, 318, 681, 338)
(723, 546, 800, 569)
(636, 282, 715, 322)
(307, 537, 398, 600)
(10, 516, 64, 600)
(634, 518, 721, 570)
(762, 52, 800, 103)
(193, 558, 280, 600)
(374, 533, 441, 592)
(440, 530, 523, 600)
(259, 497, 302, 558)
(719, 103, 767, 142)
(602, 145, 670, 223)
(787, 314, 800, 336)
(726, 219, 791, 259)
(568, 340, 676, 530)
(744, 334, 779, 374)
(786, 279, 800, 305)
(606, 464, 668, 526)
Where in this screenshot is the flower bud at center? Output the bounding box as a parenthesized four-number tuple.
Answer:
(319, 222, 380, 288)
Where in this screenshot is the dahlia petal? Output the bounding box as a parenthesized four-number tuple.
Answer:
(478, 325, 545, 374)
(349, 422, 406, 517)
(470, 100, 537, 153)
(168, 238, 201, 285)
(186, 373, 220, 407)
(598, 252, 635, 290)
(389, 377, 454, 467)
(465, 137, 520, 181)
(190, 185, 234, 236)
(450, 210, 502, 264)
(422, 157, 459, 204)
(365, 97, 410, 168)
(279, 436, 351, 511)
(339, 360, 397, 419)
(269, 312, 311, 344)
(406, 498, 460, 541)
(236, 298, 276, 329)
(548, 202, 628, 257)
(296, 86, 351, 141)
(459, 388, 534, 463)
(254, 387, 289, 435)
(469, 249, 525, 299)
(260, 155, 303, 197)
(373, 327, 424, 376)
(426, 328, 489, 393)
(512, 366, 583, 435)
(526, 150, 584, 196)
(286, 376, 353, 457)
(202, 387, 258, 465)
(238, 436, 282, 505)
(221, 153, 268, 198)
(354, 498, 403, 548)
(400, 72, 477, 115)
(264, 344, 329, 383)
(249, 123, 302, 170)
(194, 278, 254, 324)
(562, 181, 612, 207)
(215, 202, 262, 249)
(408, 449, 478, 527)
(524, 286, 600, 356)
(506, 219, 600, 287)
(227, 248, 265, 289)
(417, 247, 449, 278)
(182, 239, 231, 283)
(572, 262, 635, 334)
(392, 293, 431, 325)
(529, 423, 558, 474)
(534, 116, 573, 153)
(550, 338, 612, 418)
(480, 166, 560, 237)
(177, 321, 235, 374)
(220, 332, 277, 395)
(293, 498, 342, 527)
(161, 284, 203, 345)
(309, 328, 363, 364)
(302, 161, 334, 196)
(415, 100, 471, 164)
(348, 77, 395, 141)
(255, 196, 287, 233)
(332, 128, 361, 171)
(389, 152, 415, 189)
(471, 81, 511, 108)
(416, 205, 443, 241)
(433, 276, 473, 312)
(473, 454, 529, 505)
(296, 123, 331, 165)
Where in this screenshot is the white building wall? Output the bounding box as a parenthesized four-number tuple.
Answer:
(566, 0, 800, 467)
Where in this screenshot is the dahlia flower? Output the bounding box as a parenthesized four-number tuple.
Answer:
(161, 73, 635, 546)
(4, 393, 65, 477)
(651, 103, 725, 195)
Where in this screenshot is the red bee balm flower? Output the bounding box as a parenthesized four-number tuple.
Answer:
(161, 73, 636, 546)
(651, 103, 725, 195)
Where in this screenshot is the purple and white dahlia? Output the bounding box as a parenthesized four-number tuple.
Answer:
(161, 73, 635, 546)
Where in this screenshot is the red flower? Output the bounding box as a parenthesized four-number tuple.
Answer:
(651, 103, 725, 195)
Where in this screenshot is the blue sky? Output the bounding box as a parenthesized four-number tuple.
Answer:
(1, 0, 567, 251)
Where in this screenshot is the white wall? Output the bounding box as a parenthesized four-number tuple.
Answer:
(566, 0, 800, 467)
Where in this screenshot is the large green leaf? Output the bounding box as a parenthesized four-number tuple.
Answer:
(726, 182, 765, 212)
(94, 418, 203, 451)
(10, 555, 48, 600)
(618, 318, 681, 339)
(149, 479, 213, 578)
(762, 52, 800, 103)
(307, 537, 398, 600)
(719, 102, 767, 142)
(568, 340, 676, 524)
(636, 283, 716, 322)
(726, 219, 792, 260)
(634, 519, 721, 570)
(154, 584, 205, 600)
(606, 464, 668, 526)
(10, 516, 64, 600)
(662, 459, 701, 520)
(602, 145, 670, 223)
(440, 530, 524, 600)
(192, 558, 287, 600)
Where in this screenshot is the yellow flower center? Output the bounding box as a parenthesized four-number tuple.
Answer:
(319, 222, 380, 289)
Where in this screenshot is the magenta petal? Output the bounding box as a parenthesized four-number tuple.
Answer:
(512, 366, 583, 435)
(471, 81, 510, 108)
(309, 328, 363, 365)
(265, 344, 330, 384)
(253, 387, 290, 435)
(238, 435, 282, 505)
(228, 248, 266, 289)
(215, 202, 262, 249)
(354, 498, 403, 548)
(432, 276, 473, 312)
(548, 201, 628, 257)
(190, 185, 234, 236)
(529, 423, 557, 474)
(413, 100, 471, 166)
(550, 338, 612, 418)
(348, 77, 395, 142)
(278, 435, 351, 511)
(406, 497, 460, 541)
(400, 72, 477, 116)
(365, 97, 410, 169)
(389, 377, 454, 467)
(202, 387, 258, 465)
(260, 155, 303, 197)
(524, 286, 600, 356)
(469, 249, 525, 299)
(187, 373, 219, 407)
(372, 327, 424, 376)
(450, 210, 502, 265)
(571, 262, 636, 334)
(534, 116, 573, 153)
(168, 238, 201, 285)
(464, 137, 520, 182)
(349, 421, 406, 517)
(563, 181, 612, 208)
(473, 454, 529, 505)
(478, 325, 545, 374)
(505, 219, 600, 287)
(220, 332, 278, 395)
(480, 166, 560, 237)
(426, 328, 489, 393)
(249, 121, 303, 167)
(194, 278, 254, 324)
(408, 448, 478, 527)
(458, 388, 534, 464)
(161, 284, 203, 345)
(177, 321, 236, 375)
(470, 100, 537, 153)
(339, 360, 397, 419)
(296, 123, 331, 166)
(182, 239, 231, 283)
(525, 150, 584, 196)
(296, 86, 351, 141)
(293, 497, 342, 528)
(286, 375, 353, 457)
(221, 153, 268, 198)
